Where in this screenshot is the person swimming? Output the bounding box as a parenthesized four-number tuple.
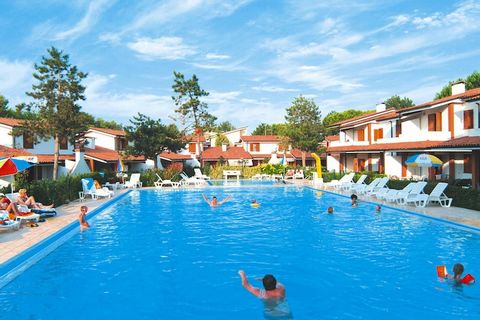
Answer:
(350, 194, 358, 207)
(452, 263, 464, 282)
(327, 207, 334, 214)
(238, 270, 293, 319)
(202, 194, 232, 207)
(251, 199, 261, 208)
(375, 205, 381, 212)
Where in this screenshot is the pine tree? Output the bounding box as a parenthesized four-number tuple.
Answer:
(24, 47, 88, 180)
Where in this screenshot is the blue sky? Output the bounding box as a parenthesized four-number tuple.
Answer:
(1, 0, 479, 131)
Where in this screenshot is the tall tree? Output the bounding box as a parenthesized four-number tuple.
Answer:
(23, 47, 88, 180)
(215, 133, 230, 146)
(384, 95, 415, 110)
(284, 96, 323, 167)
(171, 71, 212, 131)
(323, 109, 371, 135)
(125, 113, 184, 169)
(435, 70, 480, 99)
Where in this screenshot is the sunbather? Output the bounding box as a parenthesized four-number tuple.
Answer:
(17, 188, 54, 209)
(0, 193, 25, 218)
(202, 194, 232, 207)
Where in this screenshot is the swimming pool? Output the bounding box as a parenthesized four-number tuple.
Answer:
(1, 186, 479, 319)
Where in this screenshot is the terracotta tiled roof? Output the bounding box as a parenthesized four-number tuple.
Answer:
(326, 136, 480, 153)
(325, 135, 339, 142)
(36, 154, 75, 164)
(159, 152, 191, 161)
(0, 145, 32, 158)
(85, 146, 145, 162)
(290, 149, 313, 159)
(185, 135, 206, 142)
(90, 127, 126, 137)
(336, 109, 398, 128)
(400, 87, 480, 113)
(250, 153, 274, 159)
(331, 110, 377, 126)
(0, 117, 22, 127)
(241, 135, 280, 142)
(202, 146, 252, 160)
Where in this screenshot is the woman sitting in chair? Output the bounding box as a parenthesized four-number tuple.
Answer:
(17, 189, 54, 209)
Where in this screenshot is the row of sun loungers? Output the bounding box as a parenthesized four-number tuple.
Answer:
(325, 174, 453, 208)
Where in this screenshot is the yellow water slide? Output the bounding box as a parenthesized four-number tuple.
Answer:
(311, 153, 322, 179)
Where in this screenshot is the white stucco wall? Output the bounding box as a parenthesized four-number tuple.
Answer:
(384, 153, 402, 177)
(326, 155, 340, 172)
(244, 142, 279, 154)
(85, 131, 116, 150)
(0, 125, 14, 147)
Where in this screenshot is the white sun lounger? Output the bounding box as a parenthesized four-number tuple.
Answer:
(380, 183, 414, 202)
(194, 168, 210, 180)
(412, 182, 453, 208)
(324, 173, 354, 189)
(397, 182, 427, 205)
(154, 173, 180, 188)
(0, 210, 21, 231)
(353, 177, 381, 194)
(341, 174, 367, 191)
(180, 172, 207, 186)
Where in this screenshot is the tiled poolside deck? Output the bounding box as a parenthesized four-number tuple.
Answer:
(0, 190, 129, 264)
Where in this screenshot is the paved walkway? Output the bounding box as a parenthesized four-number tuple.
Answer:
(0, 190, 128, 264)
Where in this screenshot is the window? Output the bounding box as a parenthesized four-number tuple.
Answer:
(357, 129, 365, 141)
(396, 121, 402, 137)
(373, 128, 383, 142)
(464, 110, 473, 129)
(188, 143, 196, 153)
(428, 112, 442, 131)
(23, 132, 34, 149)
(59, 136, 68, 150)
(464, 154, 472, 173)
(249, 143, 260, 152)
(116, 138, 127, 151)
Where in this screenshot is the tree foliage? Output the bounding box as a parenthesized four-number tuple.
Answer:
(323, 109, 371, 135)
(22, 47, 88, 180)
(384, 95, 415, 110)
(215, 121, 235, 132)
(125, 113, 184, 169)
(252, 123, 287, 136)
(172, 71, 214, 132)
(284, 96, 323, 166)
(215, 133, 230, 146)
(435, 70, 480, 99)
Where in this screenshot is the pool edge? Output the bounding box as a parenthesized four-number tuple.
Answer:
(0, 190, 132, 289)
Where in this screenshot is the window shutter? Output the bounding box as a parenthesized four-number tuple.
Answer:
(396, 121, 402, 137)
(464, 110, 473, 129)
(378, 128, 383, 139)
(358, 130, 364, 141)
(436, 112, 442, 131)
(428, 114, 436, 131)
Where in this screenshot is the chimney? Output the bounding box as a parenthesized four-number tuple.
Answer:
(451, 81, 466, 95)
(221, 143, 228, 152)
(376, 102, 386, 112)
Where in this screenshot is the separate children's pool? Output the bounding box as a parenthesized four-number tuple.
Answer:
(1, 186, 479, 319)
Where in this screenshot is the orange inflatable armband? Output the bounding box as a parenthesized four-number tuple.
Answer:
(436, 265, 448, 278)
(462, 274, 475, 285)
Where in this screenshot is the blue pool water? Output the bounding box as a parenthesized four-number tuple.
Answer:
(1, 186, 479, 319)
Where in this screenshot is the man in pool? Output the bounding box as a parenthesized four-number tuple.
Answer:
(238, 270, 285, 299)
(202, 194, 232, 207)
(327, 207, 334, 214)
(238, 270, 292, 318)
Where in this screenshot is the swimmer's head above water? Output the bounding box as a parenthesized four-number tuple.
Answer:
(262, 274, 277, 291)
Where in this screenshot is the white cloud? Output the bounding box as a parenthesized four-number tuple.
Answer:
(84, 73, 174, 122)
(252, 85, 299, 93)
(0, 58, 33, 103)
(205, 53, 230, 60)
(54, 0, 113, 40)
(127, 37, 196, 60)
